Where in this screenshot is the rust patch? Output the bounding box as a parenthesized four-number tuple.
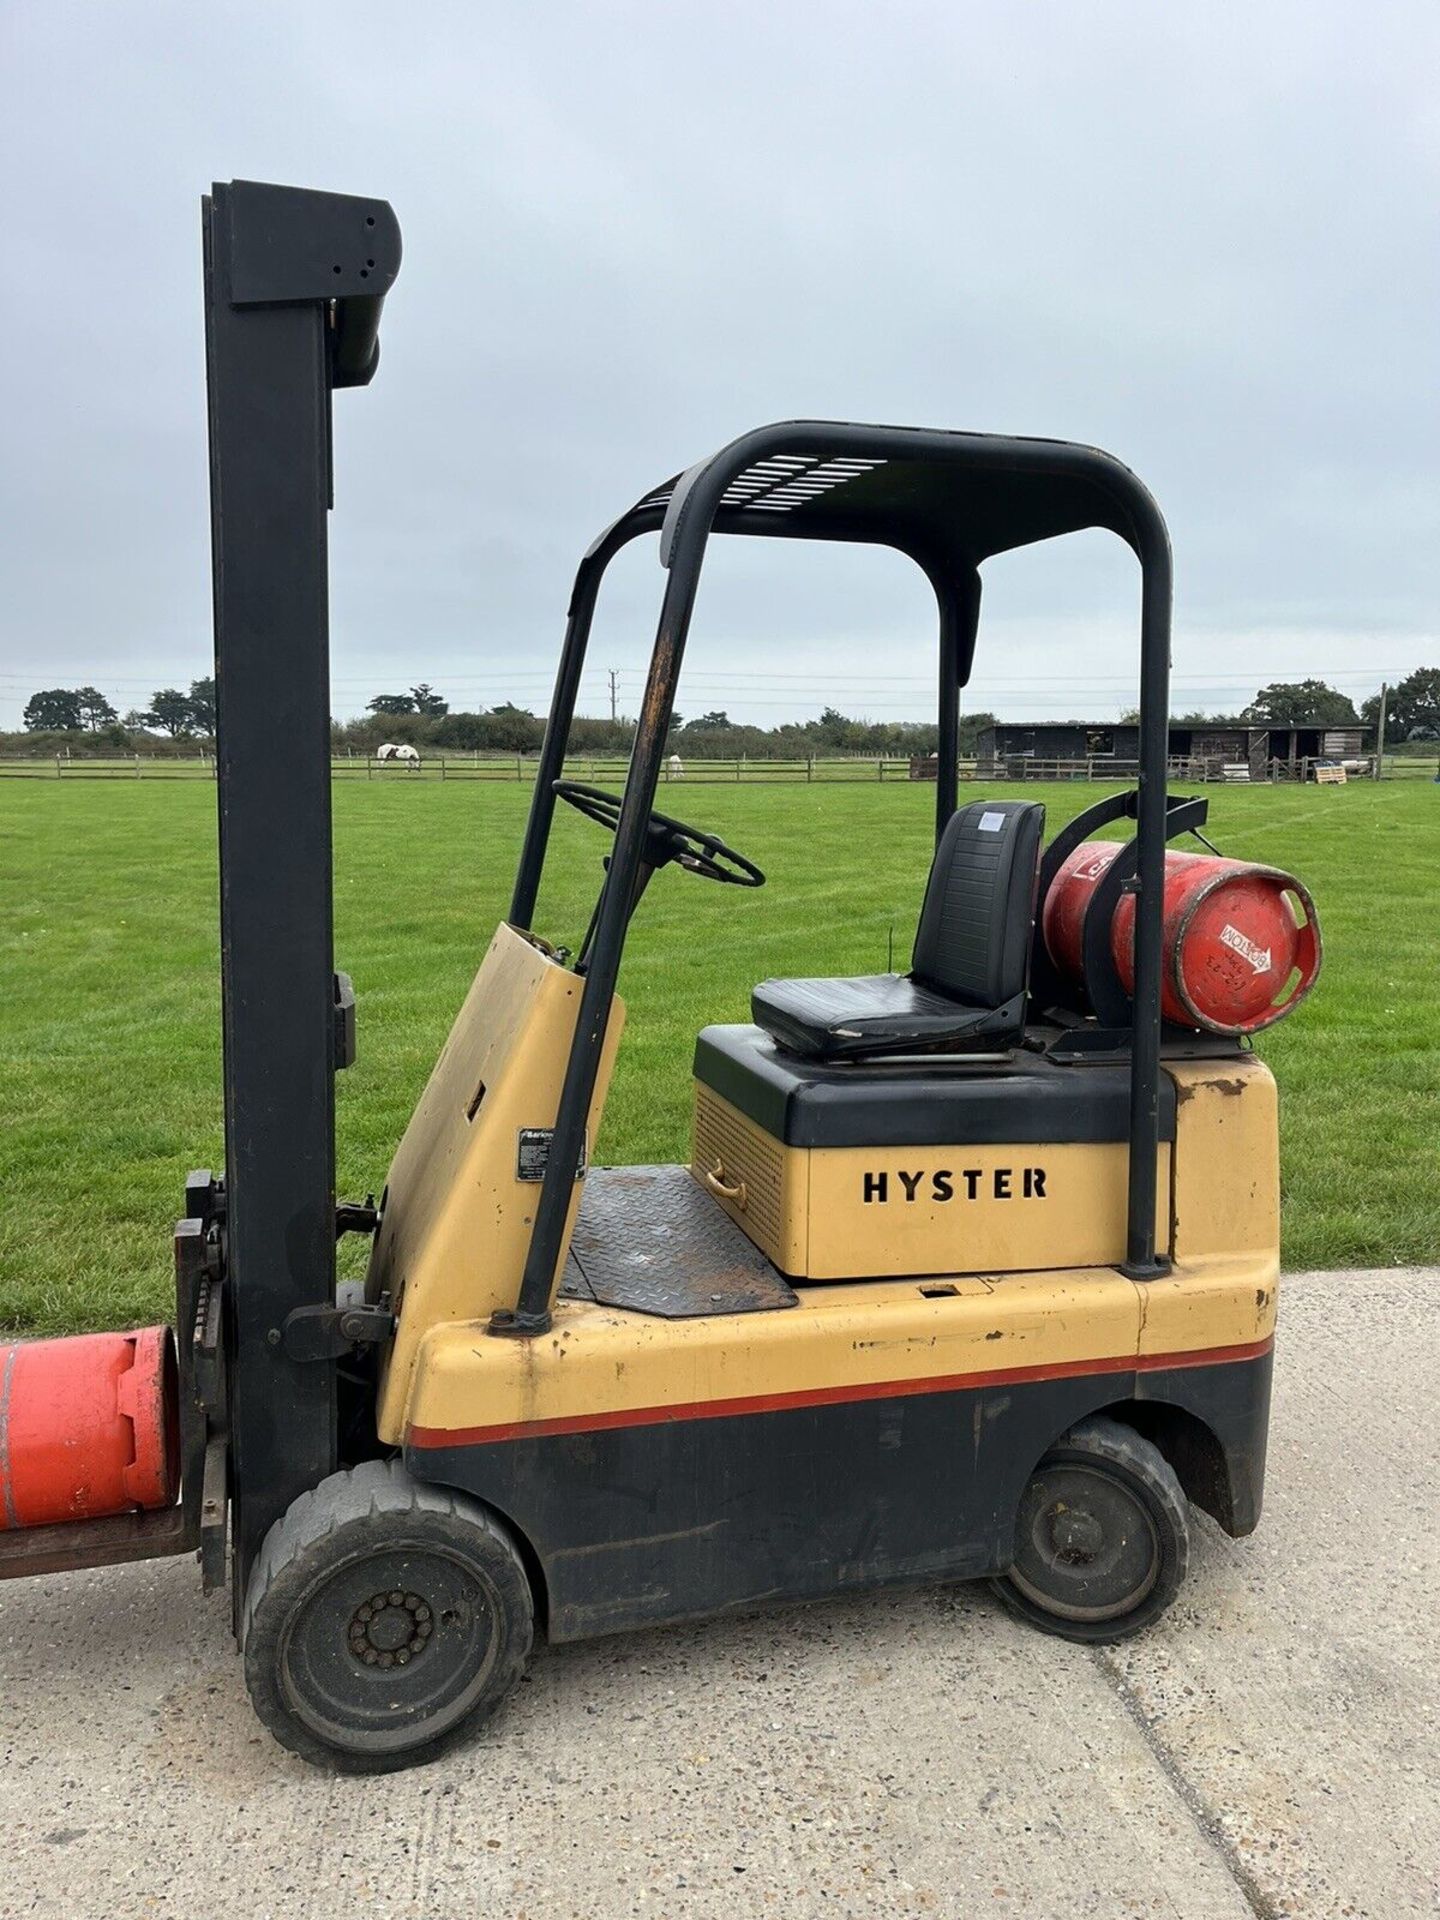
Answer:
(1176, 1074, 1248, 1105)
(854, 1334, 939, 1353)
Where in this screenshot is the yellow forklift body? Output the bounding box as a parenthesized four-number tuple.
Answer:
(400, 1250, 1275, 1445)
(691, 1052, 1275, 1283)
(694, 1085, 1173, 1277)
(389, 1052, 1277, 1444)
(371, 924, 624, 1440)
(1165, 1058, 1279, 1263)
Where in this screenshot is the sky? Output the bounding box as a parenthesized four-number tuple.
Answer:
(1, 2, 1436, 731)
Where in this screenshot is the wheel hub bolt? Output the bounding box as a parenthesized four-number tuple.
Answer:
(349, 1590, 431, 1664)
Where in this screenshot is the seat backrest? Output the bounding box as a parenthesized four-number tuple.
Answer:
(910, 799, 1045, 1007)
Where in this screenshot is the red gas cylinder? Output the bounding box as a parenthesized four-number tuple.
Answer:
(0, 1325, 178, 1530)
(1043, 841, 1322, 1035)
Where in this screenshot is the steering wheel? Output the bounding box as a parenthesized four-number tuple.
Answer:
(553, 781, 765, 888)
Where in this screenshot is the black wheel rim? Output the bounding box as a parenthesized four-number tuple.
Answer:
(1008, 1461, 1161, 1623)
(279, 1537, 502, 1753)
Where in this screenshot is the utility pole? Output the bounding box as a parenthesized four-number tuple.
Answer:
(608, 668, 619, 723)
(1374, 681, 1388, 781)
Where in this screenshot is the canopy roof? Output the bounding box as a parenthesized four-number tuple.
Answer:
(586, 422, 1165, 582)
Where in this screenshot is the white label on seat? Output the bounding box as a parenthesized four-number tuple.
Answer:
(978, 811, 1005, 832)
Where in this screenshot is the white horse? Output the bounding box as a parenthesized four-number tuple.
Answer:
(667, 753, 684, 780)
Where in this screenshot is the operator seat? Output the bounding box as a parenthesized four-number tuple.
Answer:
(751, 799, 1045, 1060)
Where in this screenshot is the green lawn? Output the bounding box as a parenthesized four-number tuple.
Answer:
(1, 778, 1435, 1334)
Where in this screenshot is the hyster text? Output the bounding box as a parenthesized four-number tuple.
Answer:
(861, 1168, 1047, 1203)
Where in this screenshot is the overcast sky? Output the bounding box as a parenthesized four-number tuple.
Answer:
(1, 3, 1435, 730)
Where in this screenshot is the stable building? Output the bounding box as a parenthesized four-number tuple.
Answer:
(973, 721, 1372, 779)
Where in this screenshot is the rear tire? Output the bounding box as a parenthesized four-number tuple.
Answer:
(242, 1459, 533, 1772)
(991, 1415, 1189, 1644)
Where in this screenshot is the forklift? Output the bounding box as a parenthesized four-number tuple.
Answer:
(0, 183, 1319, 1773)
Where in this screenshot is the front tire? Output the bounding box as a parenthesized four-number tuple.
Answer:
(991, 1416, 1189, 1644)
(242, 1459, 533, 1772)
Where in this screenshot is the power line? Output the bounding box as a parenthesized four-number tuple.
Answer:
(0, 664, 1411, 692)
(0, 654, 1418, 683)
(613, 666, 1410, 688)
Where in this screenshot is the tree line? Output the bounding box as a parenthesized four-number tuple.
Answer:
(1122, 674, 1438, 737)
(21, 678, 215, 740)
(10, 671, 1439, 758)
(331, 694, 1000, 760)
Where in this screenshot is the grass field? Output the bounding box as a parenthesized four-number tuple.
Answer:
(1, 777, 1436, 1335)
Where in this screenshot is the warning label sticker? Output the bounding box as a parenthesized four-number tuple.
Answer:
(516, 1127, 589, 1182)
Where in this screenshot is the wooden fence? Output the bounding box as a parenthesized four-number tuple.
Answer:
(0, 750, 1416, 784)
(0, 753, 920, 784)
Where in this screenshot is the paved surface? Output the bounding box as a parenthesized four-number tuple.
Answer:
(1, 1269, 1436, 1920)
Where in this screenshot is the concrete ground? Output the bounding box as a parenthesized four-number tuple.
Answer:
(1, 1268, 1436, 1920)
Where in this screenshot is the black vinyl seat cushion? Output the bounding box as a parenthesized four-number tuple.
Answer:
(749, 974, 1011, 1059)
(752, 799, 1045, 1060)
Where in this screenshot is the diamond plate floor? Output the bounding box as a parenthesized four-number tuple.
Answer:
(561, 1164, 798, 1317)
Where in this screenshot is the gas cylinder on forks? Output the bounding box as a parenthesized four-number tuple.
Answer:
(0, 1325, 179, 1530)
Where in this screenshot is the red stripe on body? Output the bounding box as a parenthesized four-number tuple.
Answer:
(406, 1335, 1273, 1451)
